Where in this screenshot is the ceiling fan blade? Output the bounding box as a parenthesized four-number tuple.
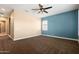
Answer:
(44, 11, 48, 13)
(44, 6, 52, 9)
(32, 9, 40, 10)
(39, 4, 43, 8)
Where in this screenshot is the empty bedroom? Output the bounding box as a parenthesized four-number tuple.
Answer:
(0, 4, 79, 54)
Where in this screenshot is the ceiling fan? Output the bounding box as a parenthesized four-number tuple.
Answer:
(32, 4, 52, 13)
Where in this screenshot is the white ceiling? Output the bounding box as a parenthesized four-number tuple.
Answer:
(0, 5, 13, 17)
(0, 4, 79, 18)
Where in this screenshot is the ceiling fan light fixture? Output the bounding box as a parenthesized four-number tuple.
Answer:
(32, 4, 52, 14)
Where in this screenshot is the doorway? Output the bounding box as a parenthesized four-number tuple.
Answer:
(0, 21, 5, 34)
(0, 17, 10, 36)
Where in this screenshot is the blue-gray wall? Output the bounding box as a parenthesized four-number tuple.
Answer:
(42, 10, 78, 39)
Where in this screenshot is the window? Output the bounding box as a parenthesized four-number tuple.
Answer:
(42, 20, 48, 31)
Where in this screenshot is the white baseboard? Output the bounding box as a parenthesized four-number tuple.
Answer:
(8, 35, 14, 40)
(14, 34, 41, 41)
(42, 34, 78, 41)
